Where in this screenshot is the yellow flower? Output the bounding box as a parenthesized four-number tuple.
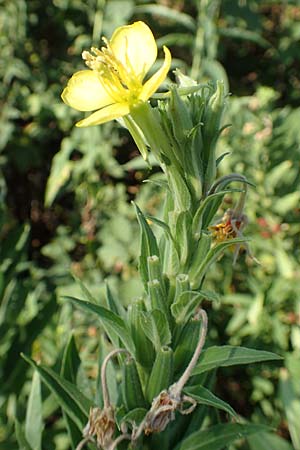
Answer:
(61, 21, 171, 127)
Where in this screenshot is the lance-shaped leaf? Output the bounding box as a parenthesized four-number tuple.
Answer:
(192, 346, 282, 375)
(168, 166, 192, 211)
(133, 202, 160, 289)
(140, 309, 171, 351)
(247, 431, 294, 450)
(171, 290, 219, 324)
(280, 368, 300, 450)
(121, 408, 148, 429)
(61, 334, 83, 449)
(177, 422, 268, 450)
(25, 371, 43, 450)
(192, 189, 242, 236)
(184, 385, 238, 418)
(105, 281, 126, 318)
(22, 354, 92, 430)
(190, 237, 249, 289)
(15, 419, 32, 450)
(64, 296, 135, 354)
(204, 174, 254, 228)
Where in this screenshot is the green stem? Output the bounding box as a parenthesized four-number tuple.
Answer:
(92, 0, 106, 46)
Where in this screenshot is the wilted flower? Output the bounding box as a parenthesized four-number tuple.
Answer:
(61, 21, 171, 127)
(209, 208, 248, 244)
(83, 406, 115, 448)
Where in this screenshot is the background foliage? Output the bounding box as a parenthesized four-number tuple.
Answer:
(0, 0, 299, 449)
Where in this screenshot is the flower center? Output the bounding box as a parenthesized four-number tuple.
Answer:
(82, 38, 142, 104)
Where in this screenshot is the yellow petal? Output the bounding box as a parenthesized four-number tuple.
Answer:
(110, 21, 157, 81)
(139, 46, 171, 101)
(61, 70, 115, 112)
(76, 103, 129, 127)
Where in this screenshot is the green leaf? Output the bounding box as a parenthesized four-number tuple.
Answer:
(192, 190, 238, 236)
(135, 4, 196, 31)
(72, 274, 98, 304)
(15, 419, 33, 450)
(64, 296, 135, 354)
(128, 300, 155, 369)
(123, 115, 149, 162)
(274, 191, 300, 215)
(61, 334, 83, 449)
(247, 431, 294, 450)
(145, 214, 176, 246)
(121, 408, 147, 428)
(45, 138, 73, 206)
(171, 291, 202, 323)
(171, 290, 218, 323)
(22, 354, 92, 431)
(177, 423, 268, 450)
(61, 334, 81, 384)
(280, 368, 300, 450)
(190, 237, 249, 288)
(192, 346, 282, 375)
(25, 371, 43, 450)
(189, 233, 212, 284)
(140, 309, 171, 351)
(2, 294, 58, 394)
(184, 385, 238, 418)
(219, 27, 270, 48)
(105, 282, 125, 319)
(202, 60, 229, 94)
(266, 160, 293, 190)
(203, 175, 254, 228)
(168, 166, 192, 211)
(133, 202, 160, 289)
(175, 211, 192, 266)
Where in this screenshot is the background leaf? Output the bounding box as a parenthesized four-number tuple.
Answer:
(177, 423, 268, 450)
(25, 371, 43, 450)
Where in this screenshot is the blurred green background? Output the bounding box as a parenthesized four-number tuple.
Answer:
(0, 0, 299, 449)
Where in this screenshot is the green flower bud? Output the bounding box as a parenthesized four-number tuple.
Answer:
(174, 318, 202, 374)
(169, 87, 193, 146)
(148, 279, 170, 325)
(146, 346, 174, 403)
(147, 255, 167, 297)
(128, 299, 155, 368)
(122, 357, 147, 411)
(202, 81, 226, 192)
(189, 232, 212, 286)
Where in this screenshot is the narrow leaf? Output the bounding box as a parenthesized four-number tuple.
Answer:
(25, 371, 43, 450)
(122, 408, 147, 427)
(105, 282, 126, 319)
(177, 423, 268, 450)
(73, 274, 98, 304)
(15, 419, 33, 450)
(64, 296, 135, 354)
(61, 334, 83, 449)
(22, 354, 92, 430)
(61, 333, 81, 384)
(45, 139, 73, 207)
(248, 431, 294, 450)
(135, 4, 196, 31)
(192, 190, 238, 235)
(193, 346, 282, 375)
(190, 237, 249, 288)
(140, 309, 171, 351)
(184, 385, 238, 418)
(134, 202, 159, 288)
(171, 290, 208, 323)
(280, 368, 300, 450)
